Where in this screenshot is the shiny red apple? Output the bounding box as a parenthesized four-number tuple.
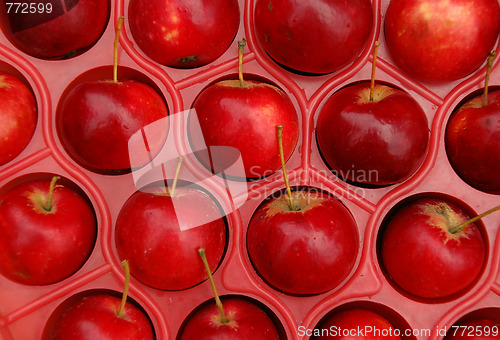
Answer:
(312, 309, 400, 339)
(380, 197, 487, 300)
(191, 79, 299, 179)
(57, 79, 169, 174)
(0, 0, 109, 59)
(446, 89, 500, 194)
(384, 0, 500, 83)
(115, 186, 226, 290)
(445, 318, 500, 339)
(0, 71, 37, 166)
(180, 296, 280, 339)
(128, 0, 240, 68)
(316, 81, 429, 186)
(0, 176, 96, 285)
(246, 187, 359, 295)
(254, 0, 373, 74)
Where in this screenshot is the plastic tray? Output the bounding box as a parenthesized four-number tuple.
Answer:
(0, 0, 499, 339)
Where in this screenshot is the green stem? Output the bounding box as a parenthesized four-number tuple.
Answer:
(198, 248, 228, 324)
(118, 260, 130, 318)
(278, 126, 294, 211)
(450, 204, 500, 234)
(369, 41, 380, 102)
(44, 176, 60, 212)
(113, 16, 125, 83)
(482, 50, 496, 107)
(238, 38, 247, 87)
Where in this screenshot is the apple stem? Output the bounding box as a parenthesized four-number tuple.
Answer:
(278, 125, 295, 211)
(43, 176, 60, 212)
(450, 203, 500, 234)
(118, 260, 130, 319)
(369, 41, 380, 102)
(238, 38, 247, 87)
(113, 16, 125, 84)
(170, 156, 184, 196)
(198, 248, 228, 324)
(482, 50, 496, 107)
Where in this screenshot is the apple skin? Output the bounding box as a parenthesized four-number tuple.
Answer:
(57, 79, 169, 174)
(315, 309, 400, 339)
(254, 0, 373, 74)
(191, 79, 299, 179)
(48, 294, 154, 340)
(316, 82, 429, 186)
(0, 0, 109, 59)
(0, 177, 96, 285)
(445, 90, 500, 194)
(128, 0, 239, 68)
(115, 186, 226, 290)
(247, 188, 359, 295)
(0, 71, 37, 166)
(384, 0, 500, 83)
(445, 318, 500, 339)
(380, 197, 487, 300)
(180, 297, 280, 339)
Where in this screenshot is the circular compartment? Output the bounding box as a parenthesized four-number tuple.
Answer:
(0, 172, 97, 285)
(445, 87, 500, 195)
(0, 0, 110, 60)
(42, 288, 155, 339)
(177, 294, 286, 339)
(377, 192, 489, 303)
(55, 66, 170, 175)
(114, 179, 229, 291)
(311, 301, 416, 339)
(316, 80, 430, 188)
(246, 186, 360, 296)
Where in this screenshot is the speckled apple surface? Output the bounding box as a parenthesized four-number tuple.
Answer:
(0, 1, 499, 339)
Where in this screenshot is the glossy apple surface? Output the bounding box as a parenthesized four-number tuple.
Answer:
(180, 296, 280, 339)
(115, 186, 226, 290)
(48, 294, 154, 340)
(247, 188, 359, 295)
(128, 0, 239, 68)
(0, 177, 96, 285)
(191, 79, 299, 179)
(0, 0, 109, 59)
(445, 318, 500, 339)
(380, 197, 487, 299)
(384, 0, 500, 82)
(0, 71, 37, 166)
(57, 79, 169, 174)
(316, 82, 429, 186)
(445, 90, 500, 194)
(315, 309, 400, 339)
(254, 0, 373, 74)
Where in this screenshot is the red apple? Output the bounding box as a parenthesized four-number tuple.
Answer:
(254, 0, 373, 74)
(312, 309, 400, 339)
(180, 296, 280, 339)
(247, 187, 359, 295)
(115, 186, 227, 290)
(445, 89, 500, 194)
(384, 0, 500, 83)
(57, 79, 169, 174)
(445, 318, 500, 339)
(48, 294, 154, 339)
(128, 0, 240, 68)
(0, 71, 37, 166)
(316, 81, 429, 186)
(380, 197, 487, 299)
(0, 0, 109, 59)
(0, 176, 96, 285)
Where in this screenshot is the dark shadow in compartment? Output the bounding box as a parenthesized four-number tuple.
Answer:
(55, 66, 170, 176)
(187, 72, 300, 182)
(41, 288, 157, 340)
(376, 192, 490, 304)
(444, 307, 500, 339)
(176, 294, 287, 340)
(312, 301, 416, 339)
